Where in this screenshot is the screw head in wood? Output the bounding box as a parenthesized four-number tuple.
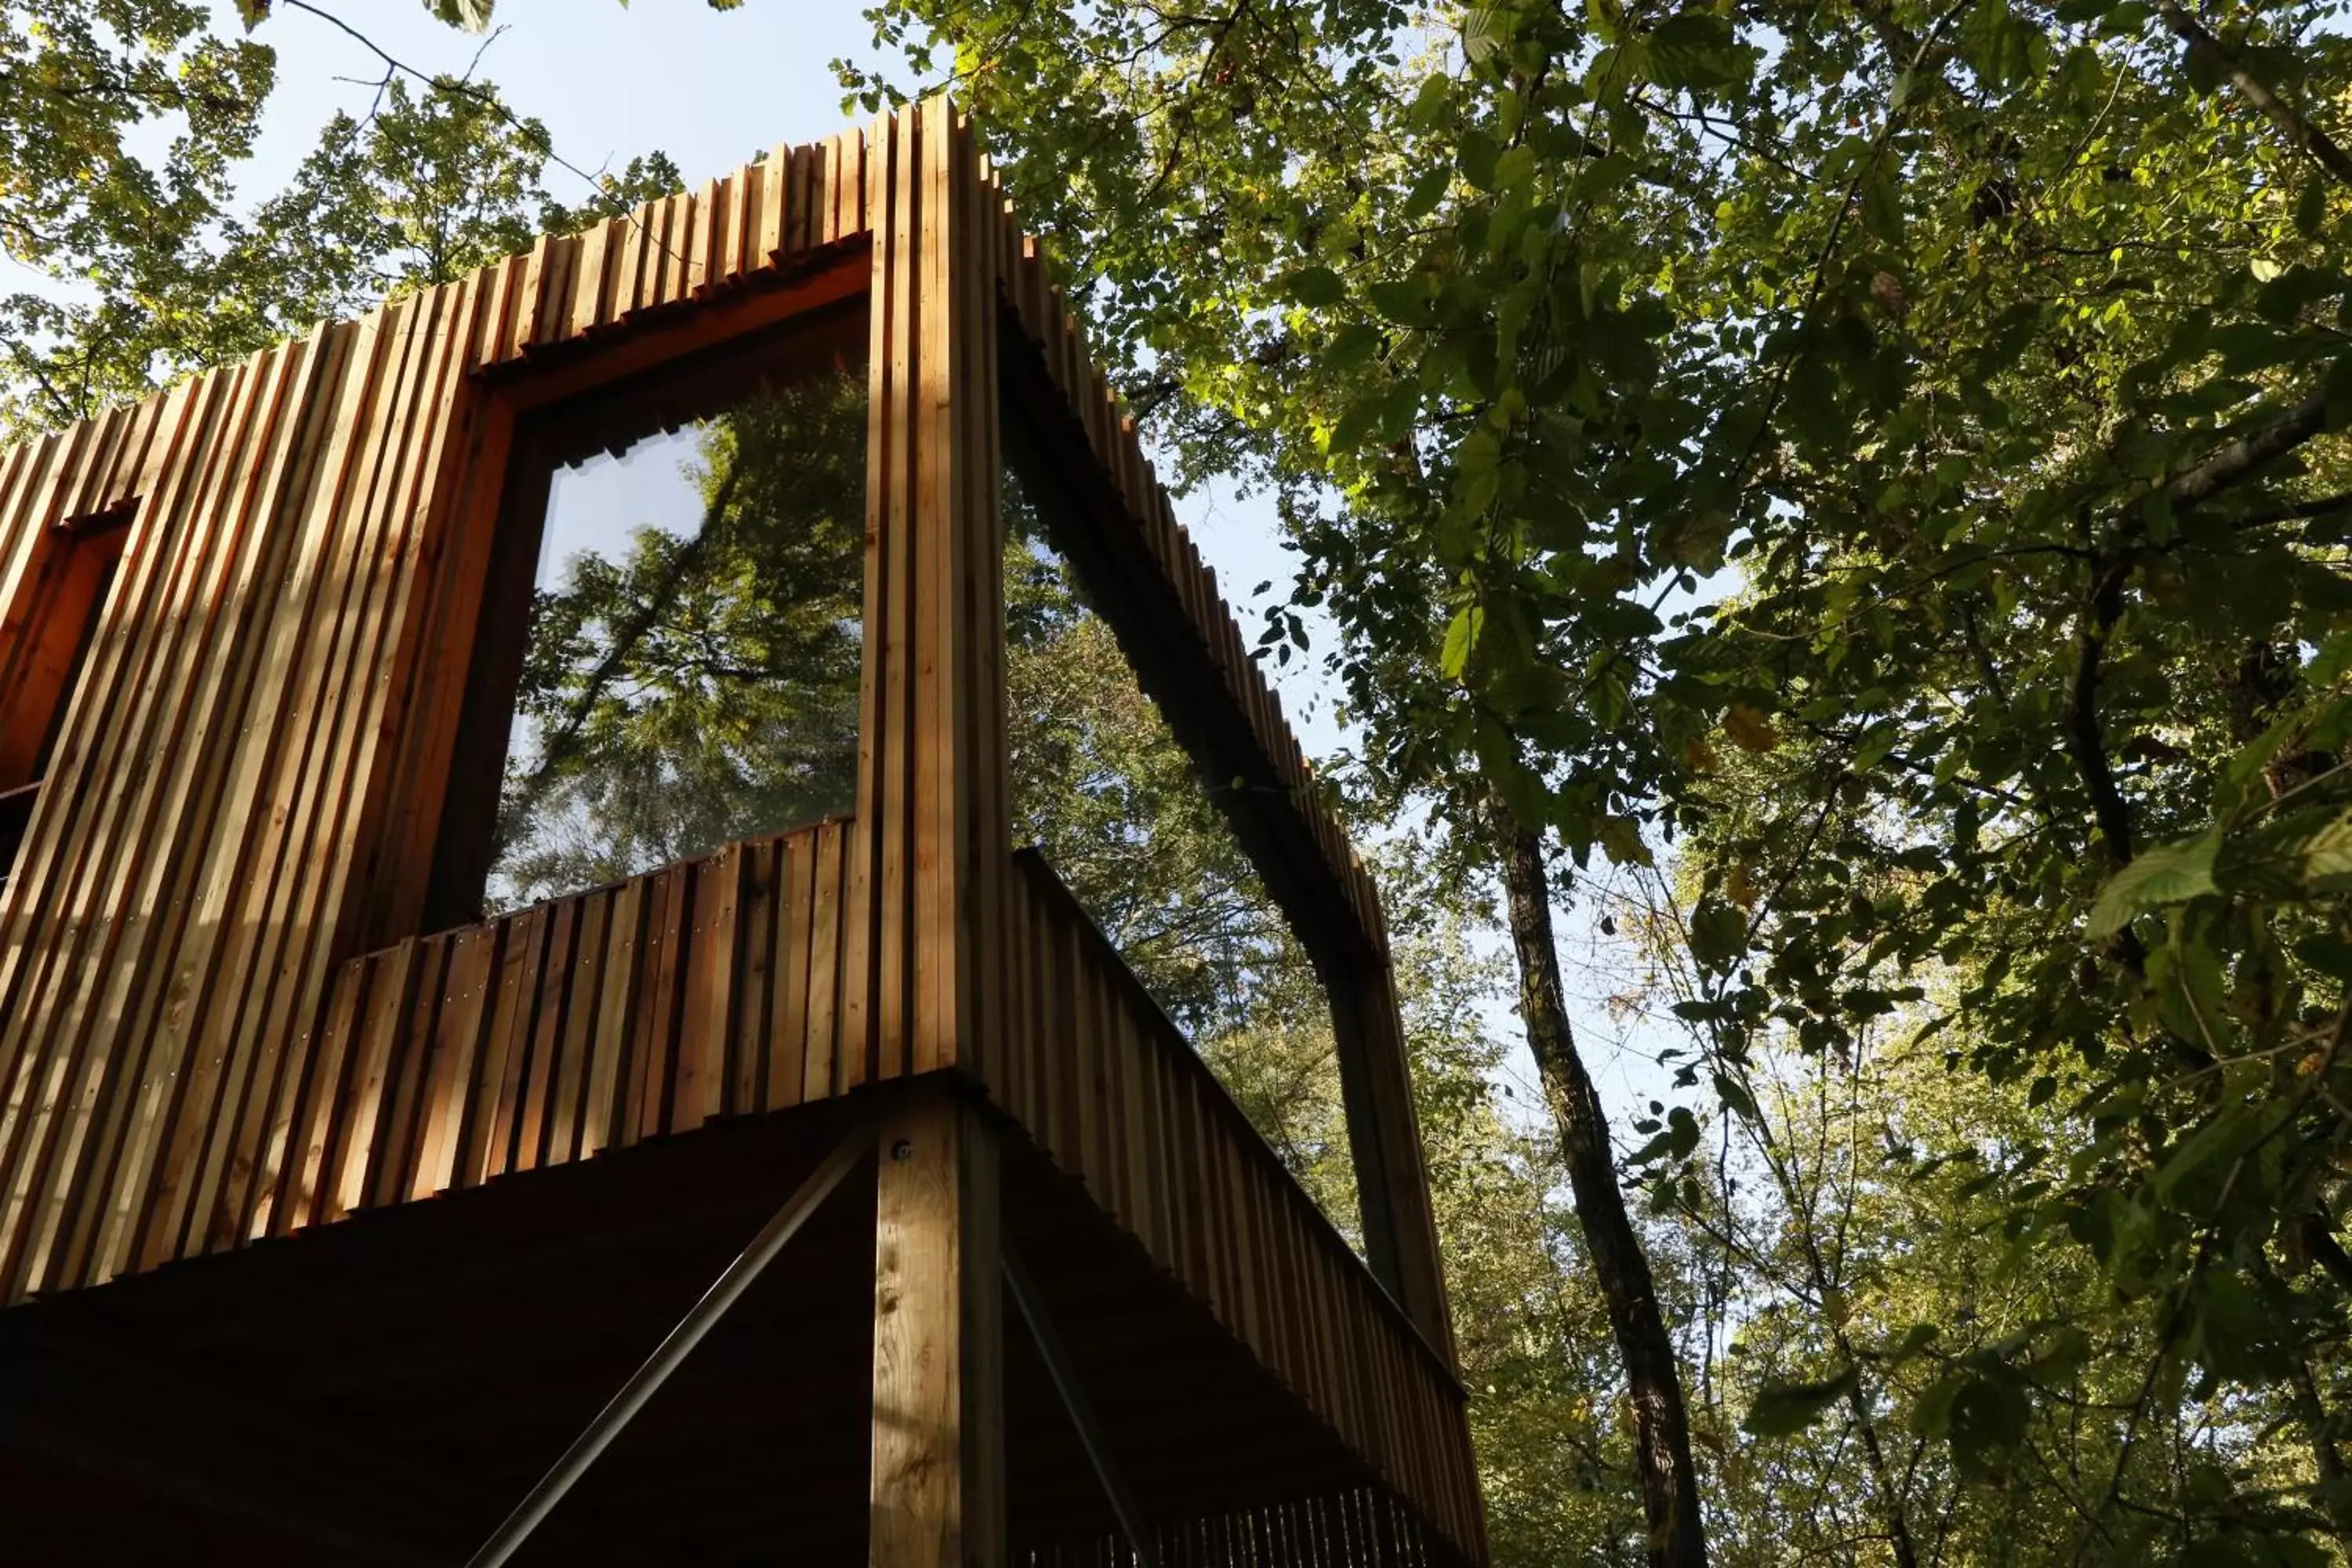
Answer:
(891, 1138, 913, 1160)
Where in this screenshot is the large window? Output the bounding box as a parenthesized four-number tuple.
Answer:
(1001, 443, 1361, 1247)
(432, 329, 867, 924)
(0, 506, 131, 883)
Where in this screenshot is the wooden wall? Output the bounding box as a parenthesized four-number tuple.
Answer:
(1022, 1486, 1439, 1567)
(249, 821, 857, 1243)
(0, 130, 869, 1305)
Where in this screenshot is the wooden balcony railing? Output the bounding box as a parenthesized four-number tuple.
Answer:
(245, 818, 862, 1241)
(998, 850, 1483, 1559)
(223, 818, 1476, 1563)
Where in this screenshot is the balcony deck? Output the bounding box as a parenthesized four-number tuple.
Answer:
(0, 818, 1481, 1564)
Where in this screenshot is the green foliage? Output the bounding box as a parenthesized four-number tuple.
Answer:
(237, 1, 739, 31)
(0, 4, 686, 440)
(850, 0, 2352, 1557)
(1740, 1367, 1856, 1438)
(0, 2, 272, 433)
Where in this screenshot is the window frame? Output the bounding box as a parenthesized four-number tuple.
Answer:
(0, 500, 136, 885)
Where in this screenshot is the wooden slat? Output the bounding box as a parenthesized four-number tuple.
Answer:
(584, 877, 646, 1157)
(412, 920, 498, 1199)
(513, 895, 580, 1173)
(732, 837, 777, 1113)
(477, 902, 546, 1184)
(267, 928, 365, 1241)
(809, 816, 848, 1103)
(769, 829, 812, 1110)
(622, 865, 683, 1145)
(546, 888, 610, 1166)
(681, 843, 740, 1124)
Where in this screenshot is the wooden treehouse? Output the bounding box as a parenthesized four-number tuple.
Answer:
(0, 103, 1484, 1566)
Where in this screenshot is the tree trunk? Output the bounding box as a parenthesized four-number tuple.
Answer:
(1498, 811, 1709, 1566)
(2287, 1356, 2352, 1550)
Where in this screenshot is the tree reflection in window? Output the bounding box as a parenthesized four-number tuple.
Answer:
(489, 368, 866, 909)
(1001, 461, 1360, 1249)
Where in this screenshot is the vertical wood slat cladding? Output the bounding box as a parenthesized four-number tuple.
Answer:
(845, 101, 1006, 1102)
(1006, 851, 1484, 1566)
(1018, 1487, 1439, 1568)
(0, 136, 867, 1302)
(252, 820, 852, 1237)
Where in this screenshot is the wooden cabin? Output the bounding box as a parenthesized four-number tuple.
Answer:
(0, 102, 1484, 1566)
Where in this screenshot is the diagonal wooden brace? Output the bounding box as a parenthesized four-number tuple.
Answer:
(463, 1120, 873, 1568)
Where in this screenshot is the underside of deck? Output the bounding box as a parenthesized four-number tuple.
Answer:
(0, 1085, 1448, 1566)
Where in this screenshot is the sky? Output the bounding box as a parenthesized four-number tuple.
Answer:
(201, 0, 1674, 1124)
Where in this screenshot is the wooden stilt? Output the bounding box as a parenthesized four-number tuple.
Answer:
(871, 1081, 1004, 1567)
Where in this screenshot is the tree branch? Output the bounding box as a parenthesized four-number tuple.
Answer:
(2067, 555, 2136, 870)
(2159, 390, 2331, 512)
(2156, 0, 2352, 192)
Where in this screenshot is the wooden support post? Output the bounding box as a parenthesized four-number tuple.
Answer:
(1328, 956, 1454, 1356)
(871, 1082, 1004, 1567)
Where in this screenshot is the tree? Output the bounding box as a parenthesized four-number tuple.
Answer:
(0, 0, 688, 440)
(0, 2, 273, 432)
(841, 0, 2352, 1559)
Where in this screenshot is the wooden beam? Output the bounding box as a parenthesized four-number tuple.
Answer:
(1003, 1242, 1156, 1568)
(870, 1081, 1003, 1567)
(463, 1117, 872, 1568)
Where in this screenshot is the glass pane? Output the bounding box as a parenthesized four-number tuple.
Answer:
(490, 367, 866, 909)
(1001, 452, 1360, 1250)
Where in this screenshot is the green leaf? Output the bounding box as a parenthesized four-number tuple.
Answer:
(1459, 129, 1501, 191)
(1367, 278, 1432, 326)
(2087, 833, 2218, 938)
(1958, 0, 2041, 89)
(1972, 302, 2045, 379)
(1744, 1367, 1858, 1436)
(1887, 1323, 1942, 1365)
(1403, 165, 1452, 220)
(1713, 1070, 1760, 1123)
(1461, 4, 1514, 65)
(1945, 1367, 2030, 1480)
(1323, 322, 1383, 374)
(1688, 896, 1748, 967)
(2154, 1110, 2250, 1201)
(1646, 10, 1747, 91)
(426, 0, 496, 29)
(2216, 806, 2352, 898)
(2297, 175, 2329, 238)
(1288, 266, 1347, 307)
(1441, 604, 1486, 679)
